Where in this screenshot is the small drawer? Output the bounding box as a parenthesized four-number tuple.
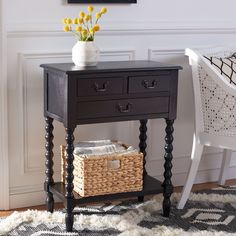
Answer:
(77, 77, 125, 97)
(128, 74, 170, 94)
(77, 97, 169, 119)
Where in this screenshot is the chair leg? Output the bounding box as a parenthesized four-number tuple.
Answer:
(177, 135, 203, 209)
(218, 149, 231, 185)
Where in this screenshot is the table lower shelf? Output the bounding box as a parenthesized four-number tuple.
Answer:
(50, 175, 163, 205)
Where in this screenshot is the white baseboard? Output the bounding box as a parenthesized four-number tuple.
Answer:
(10, 191, 61, 209)
(153, 166, 236, 187)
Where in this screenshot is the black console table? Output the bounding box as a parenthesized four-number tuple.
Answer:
(41, 60, 182, 232)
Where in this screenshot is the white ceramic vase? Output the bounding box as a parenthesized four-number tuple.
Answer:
(72, 41, 99, 67)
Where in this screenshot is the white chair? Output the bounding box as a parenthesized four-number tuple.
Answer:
(178, 47, 236, 209)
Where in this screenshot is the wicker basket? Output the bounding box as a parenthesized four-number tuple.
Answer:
(61, 143, 143, 197)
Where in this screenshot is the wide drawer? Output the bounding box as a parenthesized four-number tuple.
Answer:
(76, 97, 169, 119)
(128, 74, 170, 94)
(77, 77, 125, 97)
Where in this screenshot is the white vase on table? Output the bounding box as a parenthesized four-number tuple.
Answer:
(72, 41, 99, 67)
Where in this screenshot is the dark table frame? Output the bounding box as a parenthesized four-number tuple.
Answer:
(41, 60, 181, 232)
(68, 0, 137, 3)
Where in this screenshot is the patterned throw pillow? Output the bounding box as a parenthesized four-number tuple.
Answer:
(204, 53, 236, 85)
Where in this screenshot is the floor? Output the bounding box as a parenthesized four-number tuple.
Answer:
(1, 179, 236, 218)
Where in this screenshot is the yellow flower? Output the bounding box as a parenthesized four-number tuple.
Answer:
(93, 24, 100, 32)
(78, 18, 84, 24)
(72, 18, 79, 24)
(66, 18, 72, 24)
(101, 7, 107, 14)
(89, 28, 94, 34)
(61, 7, 107, 41)
(63, 25, 71, 32)
(95, 12, 101, 20)
(62, 18, 67, 24)
(88, 5, 94, 13)
(79, 11, 85, 18)
(75, 26, 82, 32)
(84, 14, 91, 22)
(81, 29, 87, 36)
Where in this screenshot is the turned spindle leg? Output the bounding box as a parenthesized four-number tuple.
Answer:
(138, 119, 148, 202)
(162, 119, 174, 217)
(44, 117, 54, 213)
(65, 127, 75, 232)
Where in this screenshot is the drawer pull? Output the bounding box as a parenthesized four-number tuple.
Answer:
(142, 80, 157, 89)
(93, 81, 109, 92)
(116, 103, 132, 113)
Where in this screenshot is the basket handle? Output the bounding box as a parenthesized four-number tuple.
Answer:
(107, 158, 122, 171)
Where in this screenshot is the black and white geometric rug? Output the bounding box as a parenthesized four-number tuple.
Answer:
(2, 186, 236, 236)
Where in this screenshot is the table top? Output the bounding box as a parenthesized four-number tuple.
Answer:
(40, 60, 182, 75)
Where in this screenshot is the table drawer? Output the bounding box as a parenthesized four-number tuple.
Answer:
(77, 77, 125, 97)
(77, 97, 169, 119)
(128, 74, 170, 94)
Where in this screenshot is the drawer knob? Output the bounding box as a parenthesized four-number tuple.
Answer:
(142, 80, 157, 89)
(93, 81, 109, 92)
(116, 103, 132, 113)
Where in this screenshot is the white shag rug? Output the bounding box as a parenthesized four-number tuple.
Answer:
(1, 187, 236, 236)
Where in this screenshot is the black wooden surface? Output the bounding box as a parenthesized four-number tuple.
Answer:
(41, 61, 181, 128)
(139, 119, 148, 176)
(41, 60, 182, 232)
(68, 0, 137, 3)
(163, 119, 174, 217)
(50, 175, 162, 204)
(76, 97, 169, 120)
(65, 127, 75, 232)
(41, 61, 182, 75)
(128, 74, 170, 94)
(77, 76, 125, 97)
(44, 117, 54, 213)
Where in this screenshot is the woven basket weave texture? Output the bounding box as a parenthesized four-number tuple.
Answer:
(61, 144, 143, 197)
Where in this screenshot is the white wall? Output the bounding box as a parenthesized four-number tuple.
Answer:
(2, 0, 236, 208)
(0, 0, 9, 210)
